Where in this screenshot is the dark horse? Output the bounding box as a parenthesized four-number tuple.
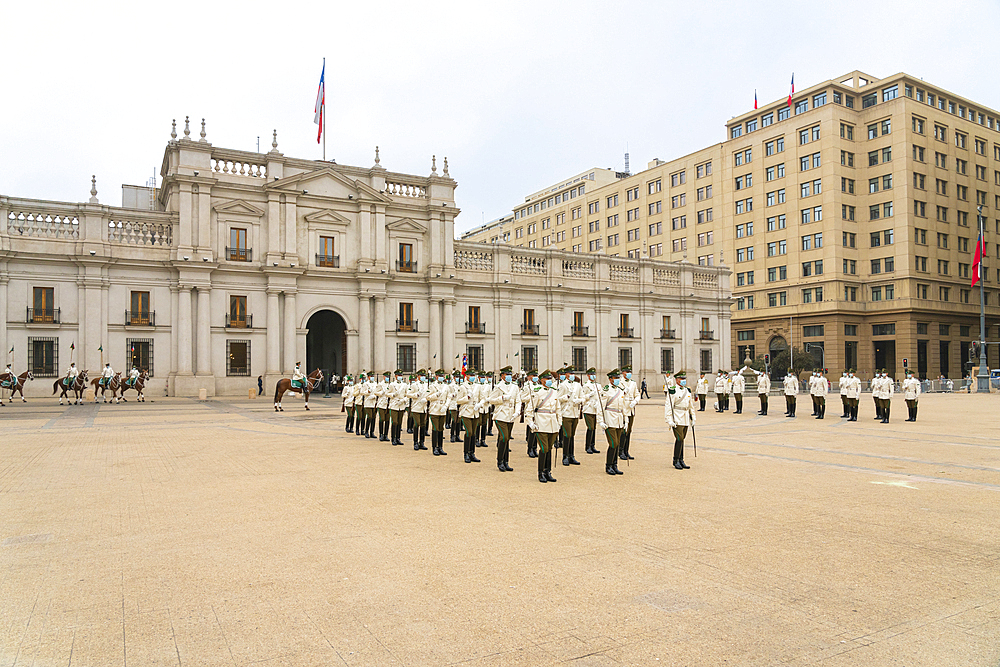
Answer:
(274, 369, 323, 412)
(91, 372, 122, 404)
(0, 370, 33, 404)
(119, 370, 150, 402)
(52, 370, 90, 405)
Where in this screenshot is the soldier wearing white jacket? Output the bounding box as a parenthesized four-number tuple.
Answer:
(695, 372, 709, 411)
(456, 376, 483, 463)
(843, 370, 862, 421)
(557, 367, 584, 466)
(362, 374, 378, 438)
(664, 371, 696, 470)
(427, 371, 451, 456)
(597, 369, 628, 476)
(839, 371, 850, 418)
(580, 368, 602, 455)
(714, 372, 728, 412)
(752, 369, 771, 415)
(486, 366, 520, 471)
(783, 373, 799, 417)
(525, 369, 566, 483)
(619, 366, 639, 461)
(813, 370, 829, 419)
(389, 372, 410, 446)
(873, 370, 895, 423)
(731, 370, 746, 414)
(342, 377, 356, 432)
(902, 369, 921, 422)
(375, 372, 392, 442)
(407, 371, 430, 450)
(519, 371, 540, 458)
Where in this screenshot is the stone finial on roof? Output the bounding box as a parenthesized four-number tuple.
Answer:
(374, 146, 381, 166)
(183, 116, 191, 138)
(171, 119, 177, 140)
(89, 175, 98, 204)
(442, 157, 449, 177)
(431, 155, 437, 174)
(271, 130, 278, 151)
(200, 118, 207, 142)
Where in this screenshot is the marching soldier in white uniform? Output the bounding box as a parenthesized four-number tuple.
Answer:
(557, 367, 583, 466)
(619, 366, 639, 461)
(580, 368, 602, 455)
(664, 371, 697, 470)
(427, 370, 451, 456)
(751, 368, 770, 415)
(389, 371, 410, 446)
(597, 369, 626, 476)
(874, 370, 895, 423)
(375, 371, 391, 442)
(695, 372, 709, 411)
(783, 372, 799, 417)
(843, 370, 862, 421)
(730, 368, 746, 414)
(519, 370, 539, 458)
(714, 371, 727, 412)
(525, 369, 565, 483)
(487, 366, 519, 471)
(813, 369, 828, 419)
(839, 371, 850, 418)
(342, 376, 356, 432)
(902, 369, 921, 422)
(456, 374, 482, 463)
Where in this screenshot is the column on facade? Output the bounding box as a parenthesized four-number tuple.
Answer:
(197, 187, 211, 251)
(267, 195, 281, 261)
(443, 299, 455, 371)
(177, 286, 193, 374)
(492, 300, 501, 369)
(284, 197, 297, 262)
(283, 290, 297, 372)
(373, 295, 385, 371)
(428, 298, 441, 367)
(196, 285, 212, 375)
(169, 286, 178, 378)
(358, 294, 371, 371)
(266, 289, 281, 374)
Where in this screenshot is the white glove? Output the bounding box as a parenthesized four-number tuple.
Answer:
(667, 420, 676, 428)
(691, 413, 696, 425)
(526, 421, 535, 431)
(598, 421, 607, 431)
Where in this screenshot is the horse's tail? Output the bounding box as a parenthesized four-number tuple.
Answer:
(273, 380, 282, 403)
(52, 380, 59, 394)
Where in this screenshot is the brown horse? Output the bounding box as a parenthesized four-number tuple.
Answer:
(91, 372, 122, 404)
(0, 371, 33, 404)
(52, 370, 90, 405)
(274, 369, 323, 411)
(119, 370, 150, 402)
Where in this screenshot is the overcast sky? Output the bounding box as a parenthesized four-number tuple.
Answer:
(3, 0, 998, 236)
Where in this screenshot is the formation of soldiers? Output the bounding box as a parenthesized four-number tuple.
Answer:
(690, 367, 922, 423)
(336, 365, 686, 482)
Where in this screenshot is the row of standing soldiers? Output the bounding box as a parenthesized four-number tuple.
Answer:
(338, 365, 663, 482)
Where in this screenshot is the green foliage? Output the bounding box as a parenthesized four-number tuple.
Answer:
(769, 347, 816, 377)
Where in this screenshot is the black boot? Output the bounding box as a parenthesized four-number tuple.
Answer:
(497, 441, 506, 471)
(440, 431, 448, 455)
(538, 452, 548, 482)
(355, 415, 363, 435)
(605, 446, 617, 475)
(568, 437, 580, 465)
(464, 435, 472, 463)
(503, 442, 512, 471)
(883, 406, 890, 424)
(591, 429, 601, 454)
(912, 405, 917, 422)
(527, 432, 537, 458)
(418, 429, 428, 450)
(345, 414, 354, 432)
(673, 441, 684, 469)
(468, 435, 480, 462)
(380, 420, 389, 442)
(584, 429, 594, 454)
(544, 449, 557, 482)
(820, 404, 825, 419)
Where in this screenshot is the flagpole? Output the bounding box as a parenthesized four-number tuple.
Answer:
(977, 205, 988, 392)
(322, 57, 326, 162)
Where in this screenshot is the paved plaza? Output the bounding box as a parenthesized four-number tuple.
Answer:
(1, 392, 998, 666)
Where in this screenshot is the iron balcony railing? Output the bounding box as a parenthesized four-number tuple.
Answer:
(396, 319, 418, 332)
(618, 327, 634, 338)
(226, 247, 252, 262)
(226, 314, 253, 328)
(521, 323, 539, 335)
(27, 308, 60, 324)
(700, 330, 715, 340)
(571, 326, 589, 337)
(125, 310, 155, 326)
(396, 260, 417, 273)
(316, 254, 340, 268)
(466, 321, 486, 334)
(660, 329, 676, 339)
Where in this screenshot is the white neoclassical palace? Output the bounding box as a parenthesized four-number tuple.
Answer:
(1, 120, 732, 396)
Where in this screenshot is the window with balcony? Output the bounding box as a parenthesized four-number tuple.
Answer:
(618, 314, 633, 338)
(128, 338, 154, 375)
(661, 315, 675, 340)
(317, 235, 339, 267)
(522, 308, 538, 335)
(128, 290, 153, 326)
(397, 302, 416, 332)
(30, 286, 57, 323)
(227, 228, 251, 261)
(571, 311, 588, 337)
(466, 306, 484, 334)
(397, 243, 415, 272)
(700, 318, 714, 340)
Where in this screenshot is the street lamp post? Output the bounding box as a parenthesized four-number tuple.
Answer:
(977, 206, 989, 393)
(805, 342, 825, 369)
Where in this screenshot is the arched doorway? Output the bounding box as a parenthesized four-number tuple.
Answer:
(306, 310, 347, 390)
(768, 335, 788, 378)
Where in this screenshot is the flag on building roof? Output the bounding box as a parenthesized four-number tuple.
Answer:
(972, 231, 984, 287)
(314, 61, 325, 144)
(787, 74, 794, 107)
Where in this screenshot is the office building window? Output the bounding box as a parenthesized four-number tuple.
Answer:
(226, 340, 249, 376)
(28, 337, 57, 377)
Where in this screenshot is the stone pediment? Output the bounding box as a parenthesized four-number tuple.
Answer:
(267, 167, 393, 203)
(386, 217, 427, 234)
(213, 199, 265, 217)
(303, 208, 352, 227)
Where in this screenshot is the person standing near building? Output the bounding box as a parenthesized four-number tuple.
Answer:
(456, 373, 482, 463)
(664, 371, 696, 470)
(388, 370, 409, 446)
(619, 365, 639, 461)
(844, 369, 861, 421)
(597, 369, 626, 476)
(520, 369, 539, 458)
(257, 375, 263, 396)
(427, 370, 450, 456)
(362, 372, 378, 438)
(580, 368, 601, 454)
(871, 372, 882, 420)
(874, 370, 895, 423)
(731, 368, 746, 414)
(342, 376, 356, 432)
(902, 369, 921, 422)
(558, 368, 583, 466)
(407, 371, 430, 450)
(695, 372, 709, 411)
(714, 371, 727, 412)
(814, 369, 828, 419)
(448, 371, 462, 443)
(839, 371, 850, 418)
(375, 371, 391, 442)
(487, 366, 519, 471)
(526, 369, 565, 482)
(783, 371, 799, 417)
(752, 368, 770, 415)
(640, 377, 650, 399)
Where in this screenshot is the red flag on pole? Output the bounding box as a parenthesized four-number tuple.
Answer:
(972, 232, 984, 286)
(754, 90, 758, 110)
(787, 74, 794, 107)
(314, 61, 325, 145)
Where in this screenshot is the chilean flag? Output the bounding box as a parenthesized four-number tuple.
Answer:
(787, 74, 794, 107)
(972, 232, 984, 286)
(314, 61, 325, 144)
(461, 353, 468, 377)
(754, 90, 758, 110)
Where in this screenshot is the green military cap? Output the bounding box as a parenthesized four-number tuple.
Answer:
(417, 368, 427, 375)
(395, 368, 404, 374)
(435, 368, 446, 375)
(586, 367, 596, 374)
(452, 370, 462, 377)
(539, 369, 554, 379)
(621, 364, 632, 372)
(484, 370, 494, 377)
(607, 368, 620, 378)
(383, 371, 391, 377)
(674, 370, 687, 378)
(499, 365, 513, 373)
(409, 374, 416, 380)
(849, 368, 855, 372)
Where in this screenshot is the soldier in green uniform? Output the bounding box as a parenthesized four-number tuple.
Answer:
(664, 371, 696, 470)
(597, 369, 626, 476)
(525, 369, 564, 482)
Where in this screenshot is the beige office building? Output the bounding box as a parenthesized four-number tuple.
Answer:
(463, 70, 1000, 378)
